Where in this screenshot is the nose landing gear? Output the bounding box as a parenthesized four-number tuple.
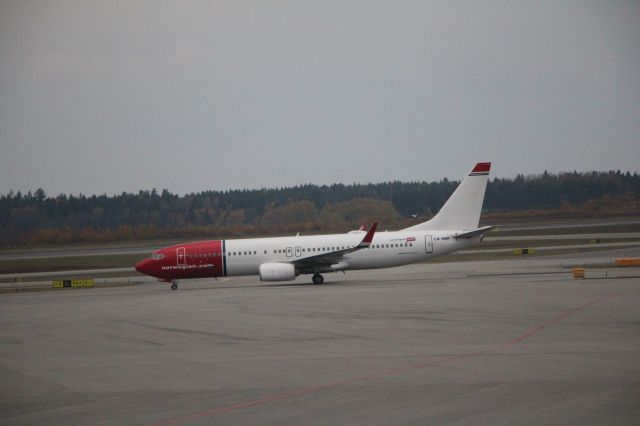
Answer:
(170, 280, 178, 290)
(312, 273, 324, 285)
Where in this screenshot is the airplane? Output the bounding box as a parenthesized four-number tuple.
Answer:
(135, 162, 495, 290)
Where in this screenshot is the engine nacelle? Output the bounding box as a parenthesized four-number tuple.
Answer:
(259, 263, 296, 282)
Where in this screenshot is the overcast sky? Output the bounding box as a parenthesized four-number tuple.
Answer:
(1, 1, 639, 196)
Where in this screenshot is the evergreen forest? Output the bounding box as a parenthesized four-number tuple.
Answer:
(1, 170, 638, 246)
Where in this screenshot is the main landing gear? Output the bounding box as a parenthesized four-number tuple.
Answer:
(170, 280, 178, 291)
(312, 273, 324, 285)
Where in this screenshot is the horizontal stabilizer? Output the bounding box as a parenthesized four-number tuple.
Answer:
(453, 225, 498, 239)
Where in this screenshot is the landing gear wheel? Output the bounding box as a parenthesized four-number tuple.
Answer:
(170, 282, 178, 291)
(312, 273, 324, 285)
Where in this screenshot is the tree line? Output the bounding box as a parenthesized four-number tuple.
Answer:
(1, 170, 638, 246)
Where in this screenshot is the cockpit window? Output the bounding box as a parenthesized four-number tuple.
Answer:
(151, 253, 165, 260)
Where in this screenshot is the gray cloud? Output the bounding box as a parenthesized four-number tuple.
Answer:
(1, 1, 639, 195)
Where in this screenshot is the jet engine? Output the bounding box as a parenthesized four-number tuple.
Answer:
(259, 263, 296, 282)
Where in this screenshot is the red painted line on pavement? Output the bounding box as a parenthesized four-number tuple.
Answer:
(151, 296, 609, 425)
(150, 355, 464, 426)
(509, 295, 609, 345)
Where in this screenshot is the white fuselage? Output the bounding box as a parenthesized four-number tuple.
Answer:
(223, 230, 478, 277)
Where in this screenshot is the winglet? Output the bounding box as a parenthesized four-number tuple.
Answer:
(358, 222, 377, 248)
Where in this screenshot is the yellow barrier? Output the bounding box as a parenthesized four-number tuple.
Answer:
(572, 268, 585, 279)
(589, 239, 601, 244)
(614, 258, 640, 266)
(514, 248, 536, 255)
(52, 279, 95, 289)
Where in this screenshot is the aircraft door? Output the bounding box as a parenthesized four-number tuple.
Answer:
(295, 246, 301, 257)
(177, 247, 186, 265)
(425, 235, 433, 254)
(286, 247, 293, 257)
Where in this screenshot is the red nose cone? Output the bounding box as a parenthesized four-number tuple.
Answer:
(135, 258, 152, 275)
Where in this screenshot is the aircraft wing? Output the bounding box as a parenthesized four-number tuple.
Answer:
(453, 225, 498, 239)
(293, 223, 377, 267)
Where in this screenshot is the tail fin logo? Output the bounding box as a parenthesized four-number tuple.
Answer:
(469, 162, 491, 176)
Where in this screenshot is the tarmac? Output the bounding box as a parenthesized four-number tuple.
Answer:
(1, 247, 639, 425)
